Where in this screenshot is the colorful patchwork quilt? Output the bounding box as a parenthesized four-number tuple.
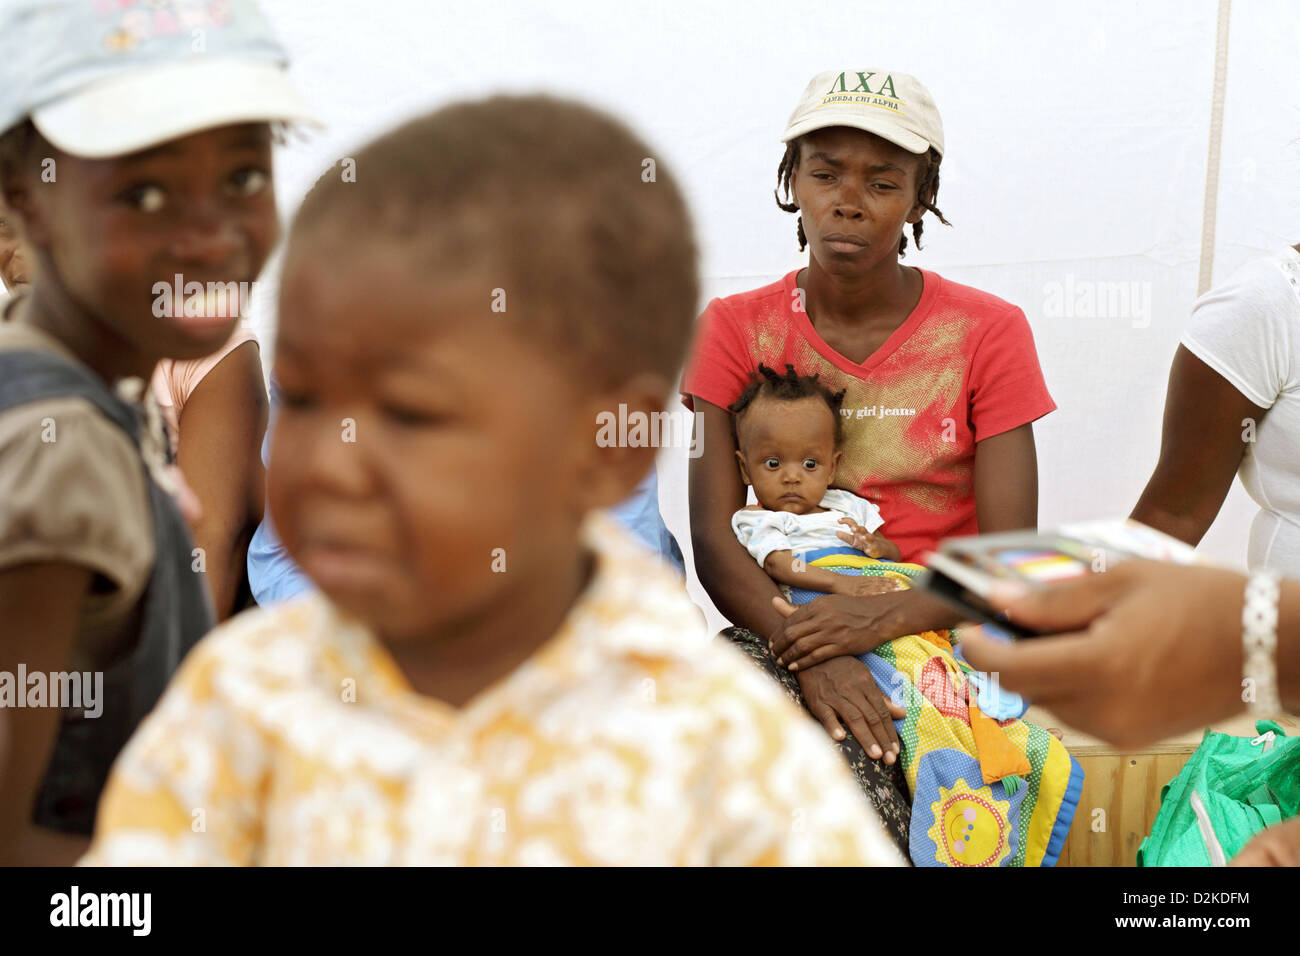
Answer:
(782, 547, 1083, 867)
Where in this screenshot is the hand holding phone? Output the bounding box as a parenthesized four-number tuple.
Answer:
(918, 521, 1206, 638)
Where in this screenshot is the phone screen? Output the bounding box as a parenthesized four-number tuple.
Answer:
(982, 547, 1092, 584)
(921, 536, 1104, 638)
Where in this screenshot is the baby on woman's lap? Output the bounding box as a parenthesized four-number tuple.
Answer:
(729, 363, 911, 603)
(728, 362, 1081, 867)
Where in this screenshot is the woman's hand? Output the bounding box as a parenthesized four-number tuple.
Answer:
(1230, 817, 1300, 866)
(836, 518, 902, 561)
(793, 655, 904, 762)
(959, 560, 1251, 748)
(770, 592, 908, 670)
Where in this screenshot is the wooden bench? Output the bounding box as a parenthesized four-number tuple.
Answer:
(1021, 707, 1300, 867)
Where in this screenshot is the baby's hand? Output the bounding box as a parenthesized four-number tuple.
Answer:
(845, 575, 906, 597)
(837, 518, 894, 559)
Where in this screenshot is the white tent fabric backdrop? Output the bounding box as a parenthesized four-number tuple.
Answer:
(247, 0, 1300, 633)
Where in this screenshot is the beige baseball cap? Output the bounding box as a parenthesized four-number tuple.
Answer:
(782, 69, 943, 157)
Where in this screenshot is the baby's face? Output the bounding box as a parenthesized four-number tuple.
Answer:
(269, 244, 608, 644)
(734, 395, 840, 515)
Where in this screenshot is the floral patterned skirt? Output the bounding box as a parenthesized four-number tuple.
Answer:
(720, 626, 913, 859)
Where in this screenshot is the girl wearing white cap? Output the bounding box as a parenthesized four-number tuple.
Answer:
(0, 0, 313, 863)
(682, 69, 1056, 850)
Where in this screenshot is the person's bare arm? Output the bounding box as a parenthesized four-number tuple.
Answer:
(688, 399, 785, 636)
(974, 421, 1039, 533)
(1131, 346, 1267, 545)
(0, 563, 93, 865)
(176, 342, 268, 620)
(762, 550, 901, 596)
(762, 551, 844, 592)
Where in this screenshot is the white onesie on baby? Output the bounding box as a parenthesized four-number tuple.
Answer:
(731, 488, 885, 567)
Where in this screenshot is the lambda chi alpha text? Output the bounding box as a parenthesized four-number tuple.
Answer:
(825, 71, 899, 99)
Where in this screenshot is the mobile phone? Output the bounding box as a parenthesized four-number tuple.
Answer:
(918, 532, 1107, 638)
(917, 521, 1206, 638)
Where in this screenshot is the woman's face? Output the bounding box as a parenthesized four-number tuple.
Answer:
(791, 127, 928, 275)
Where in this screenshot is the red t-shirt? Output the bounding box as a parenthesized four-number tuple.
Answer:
(681, 269, 1055, 562)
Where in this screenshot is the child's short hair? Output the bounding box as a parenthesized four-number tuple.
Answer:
(288, 95, 699, 388)
(728, 363, 847, 446)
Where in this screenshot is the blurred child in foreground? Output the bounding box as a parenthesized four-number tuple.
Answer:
(83, 96, 905, 865)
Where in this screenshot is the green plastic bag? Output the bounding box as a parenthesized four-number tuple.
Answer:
(1137, 720, 1300, 867)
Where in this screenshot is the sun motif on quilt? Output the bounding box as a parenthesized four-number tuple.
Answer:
(925, 778, 1013, 867)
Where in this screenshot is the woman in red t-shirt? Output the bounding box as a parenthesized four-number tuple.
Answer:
(682, 69, 1054, 843)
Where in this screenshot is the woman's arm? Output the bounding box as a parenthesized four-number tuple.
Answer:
(1131, 346, 1267, 545)
(176, 341, 268, 620)
(0, 563, 93, 865)
(687, 398, 786, 636)
(973, 421, 1039, 532)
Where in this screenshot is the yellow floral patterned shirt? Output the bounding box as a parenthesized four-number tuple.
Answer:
(83, 515, 905, 866)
